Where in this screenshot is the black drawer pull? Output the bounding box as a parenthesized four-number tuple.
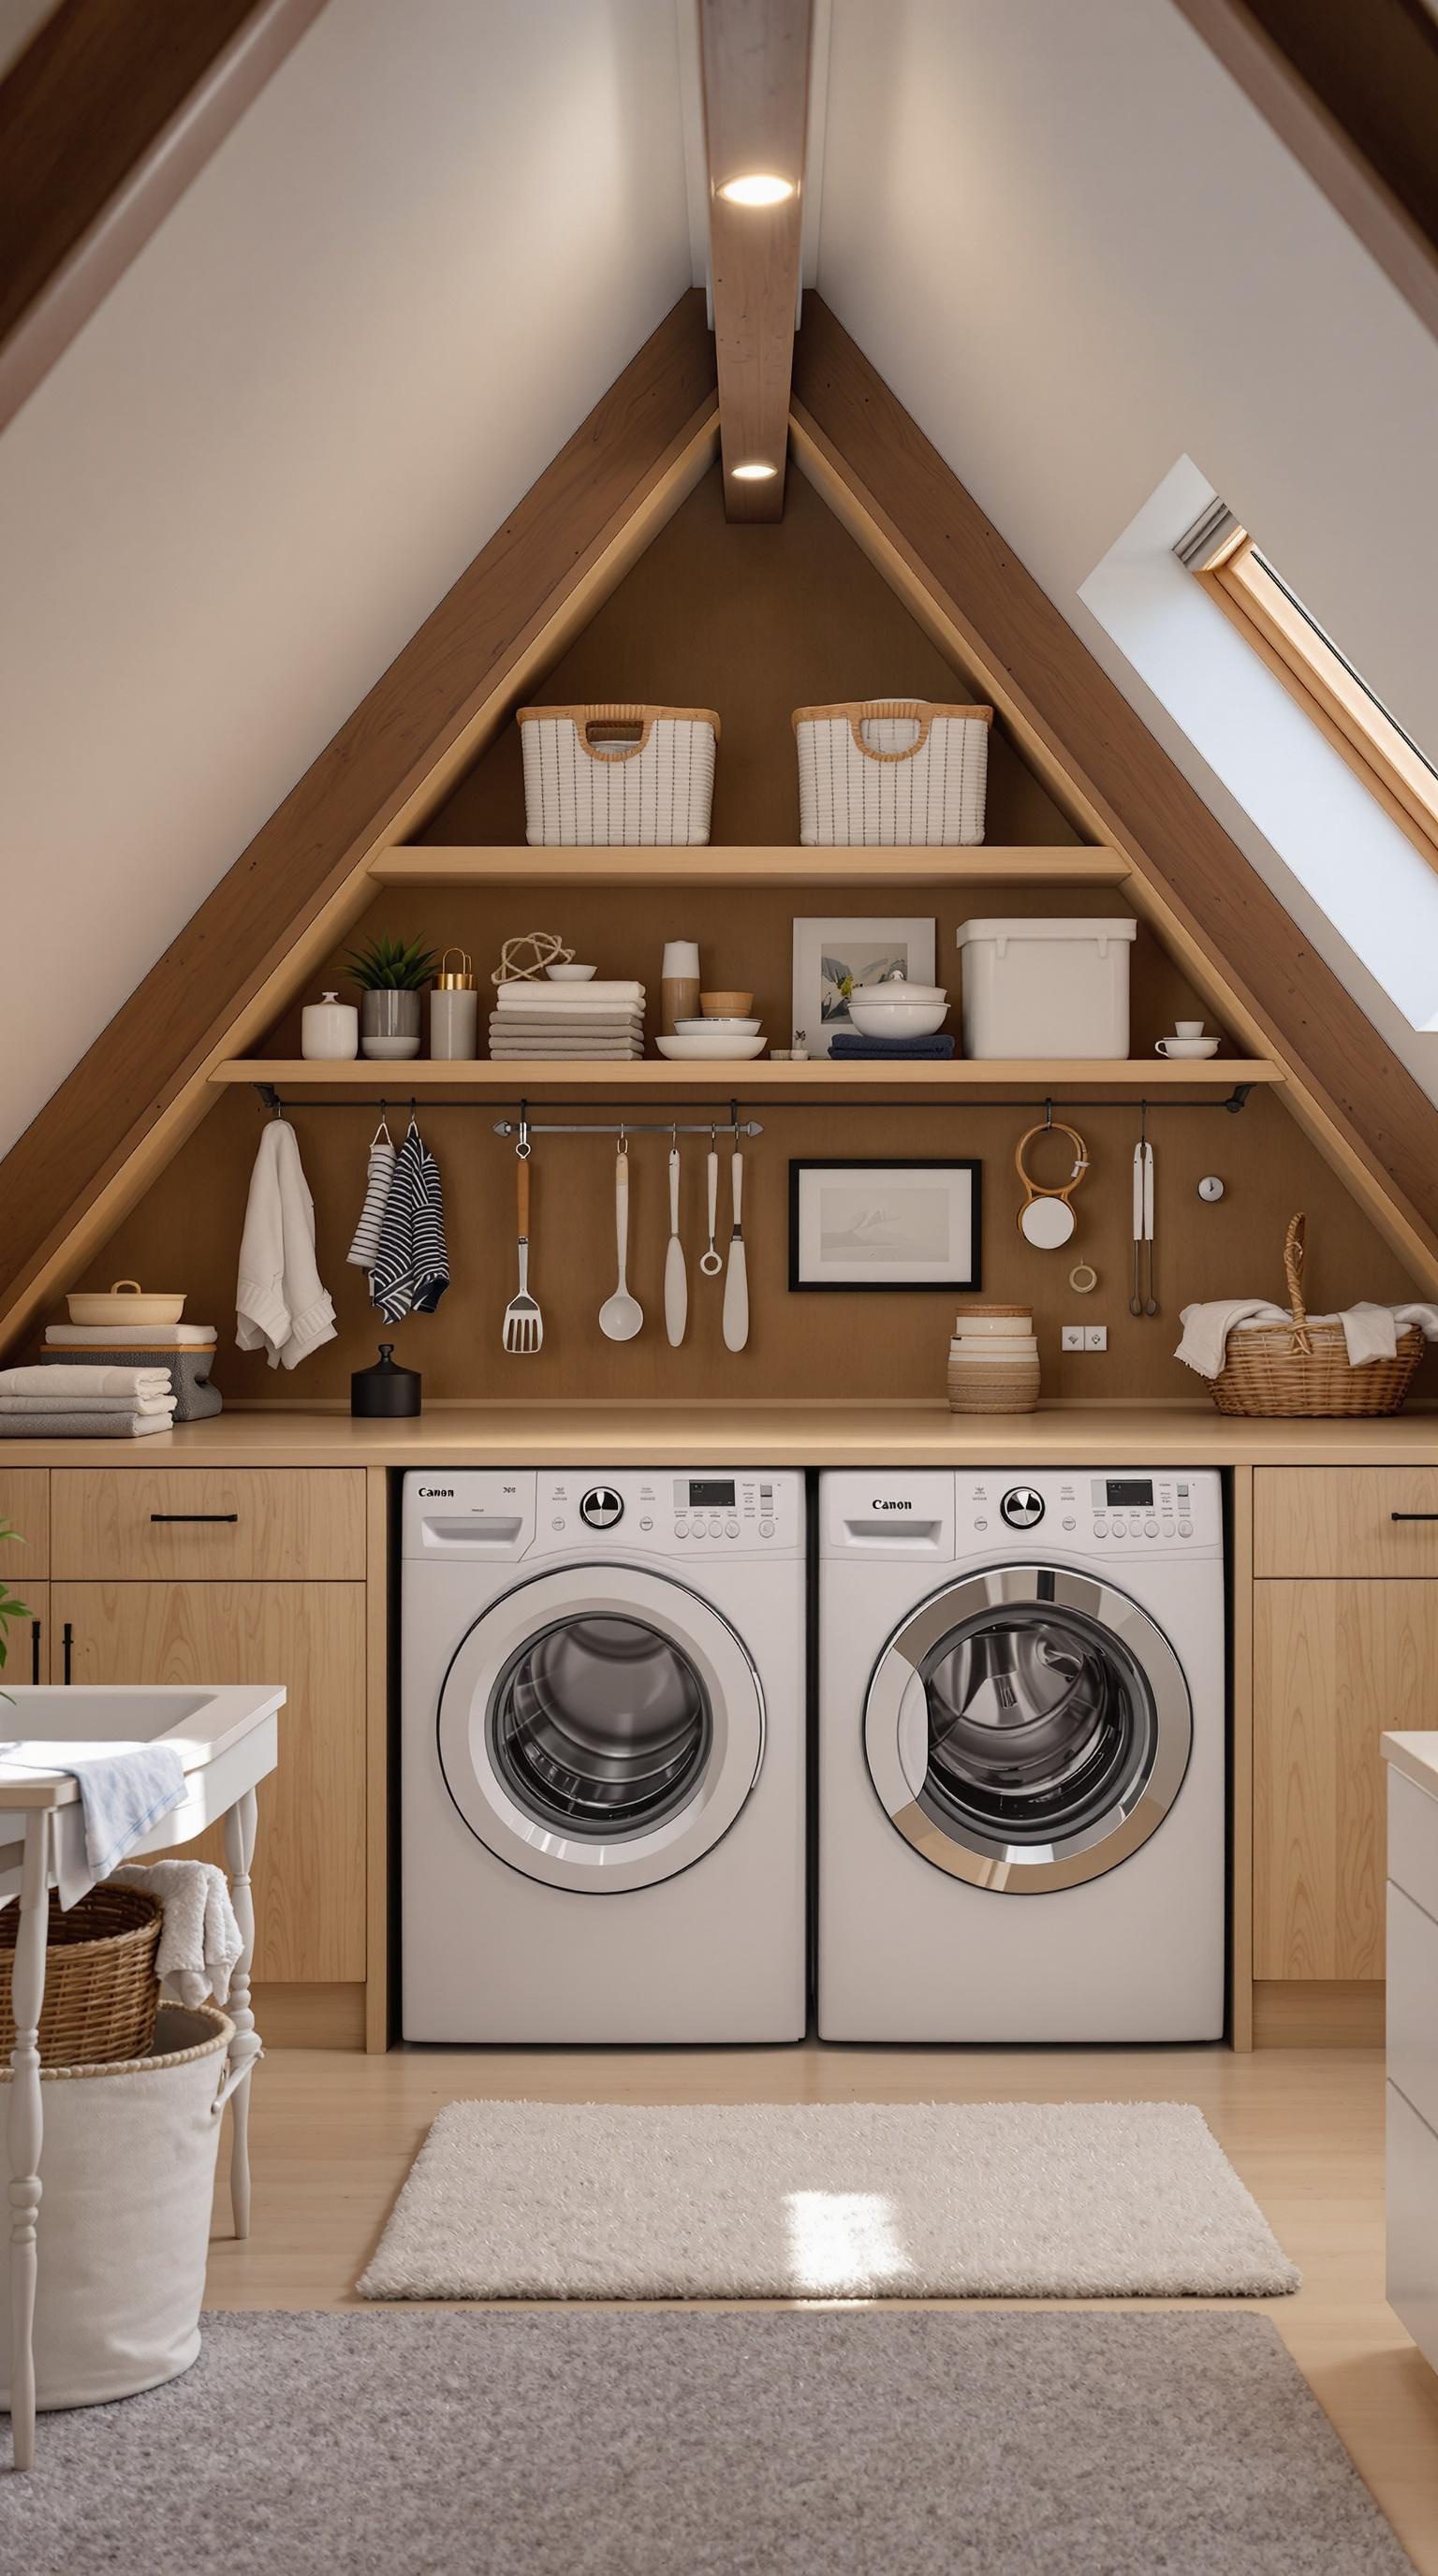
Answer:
(149, 1512, 239, 1524)
(62, 1621, 73, 1685)
(1390, 1513, 1438, 1522)
(30, 1617, 41, 1686)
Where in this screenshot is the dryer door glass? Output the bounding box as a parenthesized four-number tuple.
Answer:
(865, 1566, 1192, 1893)
(492, 1615, 712, 1836)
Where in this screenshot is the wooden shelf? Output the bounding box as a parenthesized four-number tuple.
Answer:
(366, 842, 1131, 887)
(214, 1057, 1281, 1101)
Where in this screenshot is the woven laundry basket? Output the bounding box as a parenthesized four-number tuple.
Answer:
(793, 700, 992, 845)
(518, 704, 721, 846)
(0, 1881, 161, 2065)
(0, 2003, 233, 2409)
(1211, 1213, 1425, 1417)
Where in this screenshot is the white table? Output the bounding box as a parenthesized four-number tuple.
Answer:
(1, 1684, 282, 2471)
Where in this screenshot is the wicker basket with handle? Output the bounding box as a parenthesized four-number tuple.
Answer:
(0, 1882, 161, 2065)
(1210, 1212, 1424, 1418)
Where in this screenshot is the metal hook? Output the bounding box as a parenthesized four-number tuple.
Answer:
(618, 1123, 629, 1157)
(516, 1110, 531, 1162)
(1044, 1097, 1053, 1131)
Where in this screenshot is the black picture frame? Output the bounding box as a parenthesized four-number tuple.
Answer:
(787, 1158, 983, 1293)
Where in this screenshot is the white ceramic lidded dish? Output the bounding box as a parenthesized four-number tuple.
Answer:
(301, 989, 359, 1061)
(654, 1033, 767, 1061)
(847, 978, 950, 1040)
(67, 1280, 186, 1326)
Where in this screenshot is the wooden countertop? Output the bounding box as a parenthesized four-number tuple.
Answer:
(7, 1401, 1438, 1468)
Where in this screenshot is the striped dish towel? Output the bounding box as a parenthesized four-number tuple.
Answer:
(347, 1133, 396, 1269)
(371, 1124, 449, 1321)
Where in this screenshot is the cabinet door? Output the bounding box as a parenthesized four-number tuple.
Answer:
(1255, 1579, 1438, 1979)
(52, 1582, 366, 1982)
(6, 1581, 48, 1689)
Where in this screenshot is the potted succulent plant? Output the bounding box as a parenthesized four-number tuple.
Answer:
(345, 933, 439, 1061)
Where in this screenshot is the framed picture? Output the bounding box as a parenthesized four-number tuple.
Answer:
(791, 915, 937, 1058)
(788, 1160, 982, 1292)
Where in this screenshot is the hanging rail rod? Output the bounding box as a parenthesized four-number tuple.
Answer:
(255, 1081, 1250, 1122)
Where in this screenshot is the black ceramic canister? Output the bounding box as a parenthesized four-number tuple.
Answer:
(351, 1343, 421, 1417)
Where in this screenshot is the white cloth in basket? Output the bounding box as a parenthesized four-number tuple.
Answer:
(1176, 1298, 1438, 1380)
(111, 1858, 243, 2006)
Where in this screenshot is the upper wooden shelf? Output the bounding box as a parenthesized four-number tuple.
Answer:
(213, 1058, 1280, 1101)
(367, 843, 1132, 888)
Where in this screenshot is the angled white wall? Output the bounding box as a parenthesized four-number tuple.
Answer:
(0, 0, 690, 1152)
(816, 0, 1438, 1103)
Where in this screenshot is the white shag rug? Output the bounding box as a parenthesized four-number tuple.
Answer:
(359, 2100, 1299, 2302)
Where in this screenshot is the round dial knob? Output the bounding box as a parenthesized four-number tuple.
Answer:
(580, 1487, 624, 1530)
(1000, 1486, 1045, 1530)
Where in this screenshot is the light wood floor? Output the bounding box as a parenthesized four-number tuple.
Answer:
(206, 2042, 1438, 2571)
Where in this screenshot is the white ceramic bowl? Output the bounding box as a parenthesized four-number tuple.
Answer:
(546, 963, 597, 982)
(67, 1281, 186, 1326)
(1154, 1034, 1220, 1059)
(654, 1033, 767, 1061)
(848, 1002, 949, 1040)
(674, 1017, 761, 1036)
(852, 979, 946, 1004)
(361, 1035, 422, 1061)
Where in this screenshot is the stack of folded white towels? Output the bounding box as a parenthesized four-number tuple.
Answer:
(488, 978, 646, 1060)
(0, 1363, 178, 1439)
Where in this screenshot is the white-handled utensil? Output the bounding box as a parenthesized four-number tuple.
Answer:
(501, 1150, 543, 1354)
(1142, 1137, 1157, 1315)
(1129, 1142, 1144, 1318)
(722, 1149, 749, 1352)
(598, 1149, 643, 1340)
(664, 1145, 687, 1347)
(699, 1146, 724, 1276)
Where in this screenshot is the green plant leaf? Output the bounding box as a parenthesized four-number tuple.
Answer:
(344, 932, 440, 992)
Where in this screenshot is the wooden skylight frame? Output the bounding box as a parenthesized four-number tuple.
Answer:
(1192, 523, 1438, 872)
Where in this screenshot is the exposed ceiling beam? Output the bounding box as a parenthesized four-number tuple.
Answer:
(0, 292, 718, 1345)
(789, 296, 1438, 1286)
(1171, 0, 1438, 347)
(0, 0, 329, 435)
(698, 0, 813, 521)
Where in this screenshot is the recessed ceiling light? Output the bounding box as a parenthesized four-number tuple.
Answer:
(717, 173, 794, 207)
(731, 461, 778, 481)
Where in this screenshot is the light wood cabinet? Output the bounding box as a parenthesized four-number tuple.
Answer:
(1255, 1469, 1438, 1578)
(53, 1580, 367, 1983)
(51, 1468, 366, 1582)
(1255, 1577, 1438, 1980)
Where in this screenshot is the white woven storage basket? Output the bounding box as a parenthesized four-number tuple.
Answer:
(793, 699, 992, 846)
(518, 703, 721, 846)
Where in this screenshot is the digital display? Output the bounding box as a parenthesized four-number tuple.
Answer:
(688, 1480, 736, 1508)
(1106, 1479, 1154, 1507)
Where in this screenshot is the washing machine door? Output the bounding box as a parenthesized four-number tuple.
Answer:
(437, 1564, 765, 1892)
(864, 1564, 1192, 1892)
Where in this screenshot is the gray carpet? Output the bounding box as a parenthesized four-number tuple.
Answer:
(0, 2311, 1408, 2572)
(359, 2100, 1299, 2300)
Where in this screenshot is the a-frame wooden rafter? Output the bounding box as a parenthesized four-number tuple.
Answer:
(5, 285, 1438, 1349)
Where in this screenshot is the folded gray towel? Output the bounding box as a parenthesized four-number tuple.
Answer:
(0, 1409, 176, 1438)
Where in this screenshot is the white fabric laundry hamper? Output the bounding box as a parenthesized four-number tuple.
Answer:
(0, 2002, 232, 2411)
(793, 700, 992, 845)
(518, 703, 721, 846)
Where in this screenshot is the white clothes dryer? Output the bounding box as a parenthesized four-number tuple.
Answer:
(401, 1469, 805, 2042)
(818, 1469, 1225, 2042)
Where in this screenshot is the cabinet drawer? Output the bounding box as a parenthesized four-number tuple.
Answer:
(51, 1469, 366, 1580)
(1389, 1884, 1438, 2135)
(1387, 2082, 1438, 2374)
(0, 1470, 48, 1577)
(1390, 1767, 1438, 1914)
(1256, 1470, 1438, 1577)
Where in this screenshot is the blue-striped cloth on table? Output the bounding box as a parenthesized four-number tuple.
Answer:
(371, 1123, 449, 1321)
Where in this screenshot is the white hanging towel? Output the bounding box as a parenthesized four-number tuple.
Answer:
(347, 1130, 396, 1269)
(111, 1857, 243, 2005)
(236, 1118, 337, 1369)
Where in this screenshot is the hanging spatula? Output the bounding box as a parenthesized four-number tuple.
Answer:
(723, 1148, 749, 1352)
(665, 1143, 688, 1348)
(501, 1149, 543, 1354)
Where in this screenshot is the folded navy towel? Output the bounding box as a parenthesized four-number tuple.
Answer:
(829, 1033, 958, 1060)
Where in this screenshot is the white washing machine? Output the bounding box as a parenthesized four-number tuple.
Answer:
(401, 1468, 806, 2042)
(818, 1468, 1225, 2042)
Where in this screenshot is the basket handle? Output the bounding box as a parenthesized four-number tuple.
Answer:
(579, 704, 653, 762)
(849, 701, 932, 765)
(1283, 1212, 1313, 1354)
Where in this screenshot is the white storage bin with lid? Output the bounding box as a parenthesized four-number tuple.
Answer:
(954, 916, 1137, 1059)
(792, 700, 992, 845)
(518, 703, 721, 846)
(0, 2002, 233, 2410)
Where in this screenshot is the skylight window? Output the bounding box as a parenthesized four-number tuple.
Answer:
(1178, 503, 1438, 870)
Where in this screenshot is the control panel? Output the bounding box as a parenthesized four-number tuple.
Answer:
(951, 1469, 1222, 1558)
(537, 1470, 802, 1558)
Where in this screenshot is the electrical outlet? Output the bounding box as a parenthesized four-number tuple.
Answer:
(1085, 1325, 1108, 1352)
(1061, 1325, 1085, 1351)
